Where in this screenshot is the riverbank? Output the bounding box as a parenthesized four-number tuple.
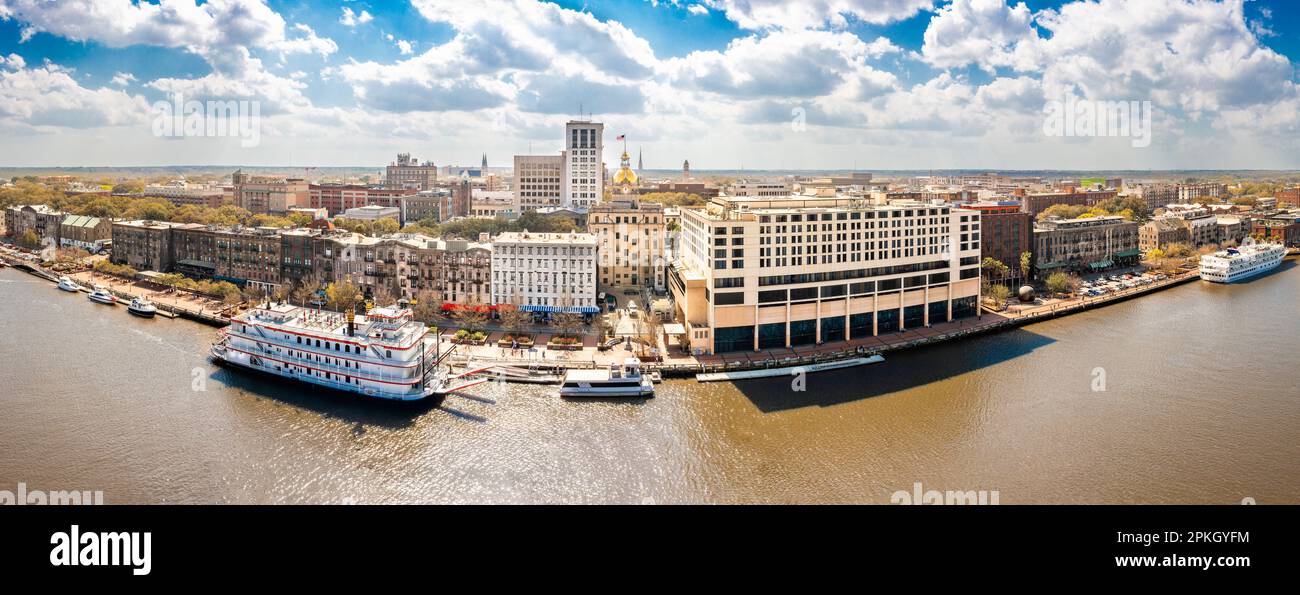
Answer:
(0, 251, 234, 325)
(4, 246, 1280, 381)
(443, 267, 1208, 379)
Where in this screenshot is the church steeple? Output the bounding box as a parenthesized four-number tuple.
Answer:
(637, 148, 643, 172)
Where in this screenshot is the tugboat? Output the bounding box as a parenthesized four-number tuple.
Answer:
(127, 295, 158, 317)
(560, 358, 655, 398)
(57, 276, 84, 292)
(86, 285, 118, 305)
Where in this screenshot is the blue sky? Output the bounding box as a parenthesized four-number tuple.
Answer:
(0, 0, 1297, 169)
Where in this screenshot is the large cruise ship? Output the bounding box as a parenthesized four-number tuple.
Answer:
(1199, 238, 1287, 283)
(211, 303, 487, 401)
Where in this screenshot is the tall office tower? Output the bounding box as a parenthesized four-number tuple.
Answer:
(563, 120, 604, 210)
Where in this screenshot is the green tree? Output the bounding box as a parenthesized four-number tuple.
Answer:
(1046, 271, 1081, 295)
(986, 284, 1013, 309)
(1019, 251, 1032, 282)
(981, 257, 1011, 284)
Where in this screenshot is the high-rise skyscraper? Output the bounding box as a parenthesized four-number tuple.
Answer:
(563, 120, 603, 210)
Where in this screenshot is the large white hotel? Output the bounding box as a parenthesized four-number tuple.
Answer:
(669, 192, 983, 354)
(490, 231, 600, 315)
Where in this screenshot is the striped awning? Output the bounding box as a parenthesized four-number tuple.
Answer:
(520, 305, 600, 314)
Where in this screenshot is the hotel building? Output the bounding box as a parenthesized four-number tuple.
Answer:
(590, 198, 666, 296)
(490, 231, 599, 314)
(142, 181, 226, 208)
(385, 153, 438, 191)
(730, 180, 791, 197)
(318, 233, 492, 304)
(1177, 183, 1227, 203)
(232, 171, 309, 215)
(669, 195, 983, 355)
(1033, 216, 1140, 276)
(309, 184, 416, 217)
(1020, 190, 1117, 217)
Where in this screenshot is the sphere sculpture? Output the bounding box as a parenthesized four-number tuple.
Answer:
(1018, 285, 1036, 302)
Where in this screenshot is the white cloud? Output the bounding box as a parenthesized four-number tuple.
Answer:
(339, 7, 373, 27)
(0, 0, 1298, 168)
(0, 61, 150, 129)
(704, 0, 934, 29)
(921, 0, 1038, 73)
(667, 30, 900, 98)
(0, 0, 336, 59)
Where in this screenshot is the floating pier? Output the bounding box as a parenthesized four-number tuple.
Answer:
(696, 355, 885, 382)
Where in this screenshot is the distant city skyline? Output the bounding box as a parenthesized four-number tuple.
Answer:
(0, 0, 1297, 170)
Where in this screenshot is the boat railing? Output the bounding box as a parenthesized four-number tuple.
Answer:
(238, 341, 420, 383)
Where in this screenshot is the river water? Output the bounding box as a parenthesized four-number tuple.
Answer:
(1, 263, 1297, 504)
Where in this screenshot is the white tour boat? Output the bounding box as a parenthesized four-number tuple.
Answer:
(57, 276, 83, 292)
(87, 285, 118, 305)
(210, 302, 487, 401)
(1199, 237, 1286, 283)
(560, 358, 655, 398)
(127, 296, 158, 317)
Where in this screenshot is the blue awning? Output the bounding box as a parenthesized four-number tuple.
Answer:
(520, 305, 599, 314)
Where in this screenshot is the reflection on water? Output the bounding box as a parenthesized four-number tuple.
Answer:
(1, 266, 1298, 504)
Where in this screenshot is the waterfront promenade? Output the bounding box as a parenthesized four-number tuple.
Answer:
(0, 245, 1214, 379)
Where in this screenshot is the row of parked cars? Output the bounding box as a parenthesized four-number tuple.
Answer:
(1080, 272, 1168, 297)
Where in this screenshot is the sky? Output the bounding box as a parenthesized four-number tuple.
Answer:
(0, 0, 1297, 170)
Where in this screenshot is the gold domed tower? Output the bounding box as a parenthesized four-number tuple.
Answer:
(612, 137, 638, 196)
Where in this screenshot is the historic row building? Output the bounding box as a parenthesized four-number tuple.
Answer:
(1033, 216, 1140, 276)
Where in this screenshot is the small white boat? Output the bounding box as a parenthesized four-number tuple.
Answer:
(57, 276, 83, 292)
(560, 358, 655, 398)
(127, 296, 158, 317)
(87, 285, 118, 305)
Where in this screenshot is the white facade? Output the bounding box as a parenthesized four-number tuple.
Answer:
(341, 205, 401, 221)
(491, 231, 598, 312)
(730, 180, 791, 197)
(563, 121, 604, 210)
(670, 196, 983, 354)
